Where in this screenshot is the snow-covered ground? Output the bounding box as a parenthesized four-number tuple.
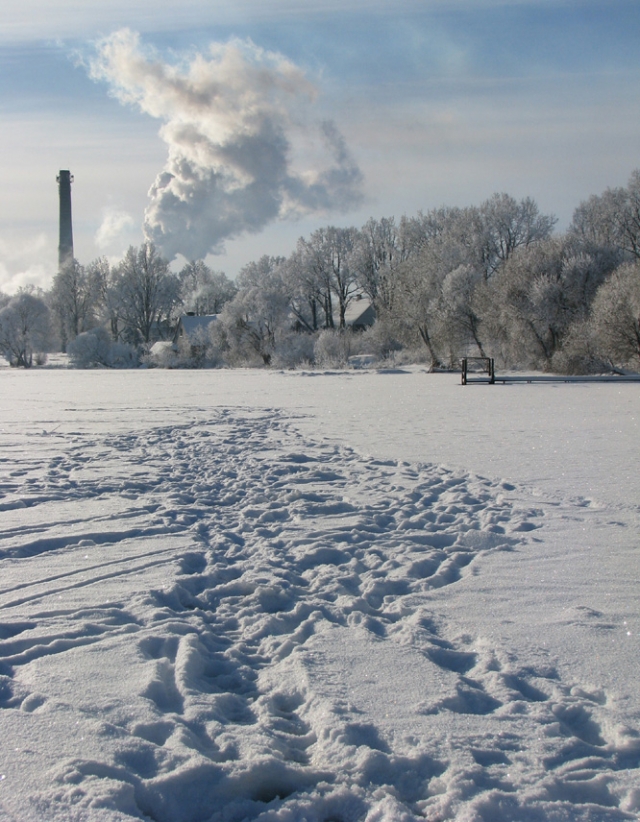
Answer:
(0, 366, 638, 821)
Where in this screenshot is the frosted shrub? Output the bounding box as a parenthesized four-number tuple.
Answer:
(218, 327, 264, 367)
(203, 343, 227, 369)
(68, 327, 139, 368)
(156, 328, 226, 368)
(208, 313, 263, 367)
(551, 319, 608, 375)
(271, 332, 316, 369)
(109, 341, 140, 368)
(348, 322, 402, 364)
(145, 342, 179, 368)
(206, 321, 231, 368)
(314, 329, 351, 367)
(389, 345, 431, 366)
(0, 291, 51, 368)
(68, 327, 111, 367)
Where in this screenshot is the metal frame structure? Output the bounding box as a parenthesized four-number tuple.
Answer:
(461, 357, 495, 385)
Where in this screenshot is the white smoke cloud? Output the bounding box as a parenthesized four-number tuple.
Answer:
(95, 207, 135, 250)
(89, 29, 364, 260)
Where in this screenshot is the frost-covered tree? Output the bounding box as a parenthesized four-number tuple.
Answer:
(220, 256, 291, 365)
(299, 227, 359, 328)
(569, 189, 625, 255)
(551, 318, 606, 375)
(179, 261, 237, 315)
(352, 217, 409, 314)
(473, 193, 557, 279)
(438, 264, 487, 358)
(482, 237, 608, 369)
(112, 244, 181, 344)
(590, 261, 640, 369)
(393, 243, 449, 370)
(235, 256, 285, 291)
(50, 258, 98, 351)
(278, 247, 324, 332)
(614, 171, 640, 260)
(398, 208, 459, 257)
(67, 326, 139, 369)
(388, 208, 485, 368)
(0, 290, 51, 367)
(570, 170, 640, 262)
(84, 257, 121, 341)
(313, 328, 352, 367)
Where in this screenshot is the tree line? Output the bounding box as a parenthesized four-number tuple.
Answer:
(1, 170, 639, 372)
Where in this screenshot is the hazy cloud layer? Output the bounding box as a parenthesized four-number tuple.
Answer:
(3, 1, 559, 42)
(89, 29, 363, 259)
(0, 234, 52, 295)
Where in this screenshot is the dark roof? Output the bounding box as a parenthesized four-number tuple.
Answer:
(344, 298, 375, 327)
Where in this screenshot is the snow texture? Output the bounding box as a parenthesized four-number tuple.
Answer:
(0, 366, 638, 821)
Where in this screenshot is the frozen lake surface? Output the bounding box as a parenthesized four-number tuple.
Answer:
(0, 366, 638, 821)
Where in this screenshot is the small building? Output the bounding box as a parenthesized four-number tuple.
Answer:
(344, 296, 375, 331)
(174, 313, 219, 343)
(174, 313, 219, 359)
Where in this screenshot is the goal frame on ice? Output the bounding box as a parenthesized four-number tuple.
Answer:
(461, 357, 495, 385)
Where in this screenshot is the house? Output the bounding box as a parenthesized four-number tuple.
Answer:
(174, 313, 219, 343)
(174, 314, 219, 358)
(344, 296, 375, 330)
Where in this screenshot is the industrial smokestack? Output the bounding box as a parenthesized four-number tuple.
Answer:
(57, 170, 74, 272)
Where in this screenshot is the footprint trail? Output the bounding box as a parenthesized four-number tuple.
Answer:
(0, 409, 637, 821)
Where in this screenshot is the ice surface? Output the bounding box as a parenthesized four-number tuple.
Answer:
(0, 367, 638, 821)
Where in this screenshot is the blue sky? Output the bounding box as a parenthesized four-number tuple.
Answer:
(1, 0, 639, 291)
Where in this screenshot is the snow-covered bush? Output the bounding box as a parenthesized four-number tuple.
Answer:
(314, 329, 352, 367)
(387, 345, 432, 366)
(68, 327, 139, 368)
(110, 342, 139, 368)
(68, 327, 111, 366)
(551, 319, 609, 375)
(0, 291, 52, 367)
(271, 332, 316, 369)
(145, 341, 178, 368)
(347, 322, 403, 364)
(202, 320, 230, 367)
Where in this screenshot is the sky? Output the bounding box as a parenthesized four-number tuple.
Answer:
(1, 0, 639, 293)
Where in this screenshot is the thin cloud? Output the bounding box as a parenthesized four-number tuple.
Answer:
(0, 1, 574, 42)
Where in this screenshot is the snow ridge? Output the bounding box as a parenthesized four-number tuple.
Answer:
(0, 409, 638, 820)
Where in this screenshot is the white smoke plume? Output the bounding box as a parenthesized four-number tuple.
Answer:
(95, 207, 135, 250)
(89, 29, 364, 260)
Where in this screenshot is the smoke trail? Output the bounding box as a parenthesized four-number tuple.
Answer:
(89, 29, 364, 260)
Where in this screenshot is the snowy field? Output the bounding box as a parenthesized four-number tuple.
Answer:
(0, 365, 639, 822)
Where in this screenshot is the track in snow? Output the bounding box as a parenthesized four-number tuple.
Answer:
(0, 409, 638, 821)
